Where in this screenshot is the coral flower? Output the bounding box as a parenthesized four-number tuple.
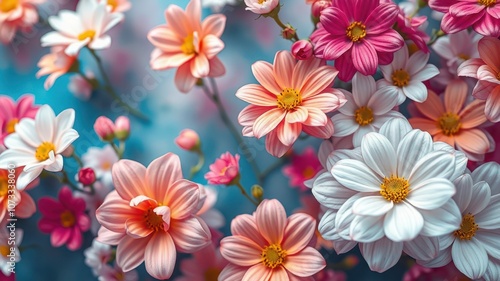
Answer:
(204, 152, 240, 185)
(282, 147, 322, 191)
(96, 153, 211, 280)
(147, 0, 226, 93)
(38, 186, 91, 251)
(0, 94, 38, 146)
(219, 199, 326, 280)
(310, 0, 404, 81)
(0, 168, 37, 223)
(0, 0, 44, 44)
(458, 37, 500, 123)
(409, 80, 491, 161)
(36, 47, 77, 90)
(237, 51, 346, 157)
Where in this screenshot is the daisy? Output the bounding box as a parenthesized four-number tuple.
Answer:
(237, 51, 346, 157)
(41, 0, 124, 55)
(147, 0, 226, 93)
(331, 73, 405, 147)
(0, 94, 39, 146)
(378, 46, 439, 104)
(310, 0, 404, 81)
(219, 199, 326, 280)
(0, 0, 43, 44)
(432, 30, 481, 77)
(82, 145, 118, 187)
(0, 105, 79, 190)
(95, 153, 211, 280)
(409, 80, 491, 161)
(36, 47, 78, 90)
(244, 0, 279, 14)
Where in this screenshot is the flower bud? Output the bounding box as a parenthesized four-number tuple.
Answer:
(114, 116, 130, 141)
(291, 40, 314, 60)
(282, 25, 296, 40)
(78, 167, 96, 186)
(94, 116, 115, 141)
(251, 185, 264, 201)
(175, 129, 201, 152)
(61, 145, 74, 157)
(312, 0, 331, 18)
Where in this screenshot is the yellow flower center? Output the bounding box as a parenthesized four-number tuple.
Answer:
(181, 34, 196, 55)
(346, 21, 366, 42)
(78, 30, 96, 41)
(478, 0, 495, 7)
(0, 175, 8, 197)
(458, 53, 470, 60)
(60, 210, 76, 228)
(437, 112, 461, 136)
(0, 0, 18, 13)
(277, 88, 302, 111)
(454, 213, 478, 240)
(380, 176, 410, 203)
(35, 142, 56, 162)
(5, 118, 18, 134)
(0, 245, 10, 257)
(114, 271, 125, 281)
(261, 244, 286, 269)
(354, 106, 374, 126)
(107, 0, 118, 10)
(101, 161, 112, 171)
(204, 268, 221, 281)
(144, 208, 164, 232)
(408, 43, 419, 56)
(302, 166, 316, 179)
(258, 0, 267, 3)
(392, 69, 410, 87)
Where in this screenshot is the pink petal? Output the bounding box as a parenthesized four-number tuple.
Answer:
(230, 214, 268, 247)
(365, 3, 400, 34)
(321, 36, 353, 61)
(277, 121, 301, 146)
(191, 53, 210, 78)
(16, 192, 36, 218)
(322, 7, 350, 36)
(303, 119, 334, 139)
(409, 118, 441, 136)
(455, 129, 490, 155)
(242, 264, 273, 281)
(238, 105, 274, 127)
(256, 199, 287, 244)
(116, 235, 148, 272)
(169, 216, 211, 252)
(66, 227, 83, 251)
(414, 90, 444, 120)
(265, 130, 292, 157)
(282, 213, 315, 255)
(201, 14, 226, 37)
(299, 65, 338, 99)
(441, 11, 483, 34)
(458, 58, 484, 78)
(144, 233, 176, 279)
(486, 86, 500, 122)
(236, 84, 278, 107)
(147, 26, 182, 52)
(208, 56, 226, 77)
(112, 160, 148, 201)
(355, 0, 379, 21)
(478, 37, 500, 73)
(252, 61, 282, 95)
(283, 247, 326, 277)
(97, 226, 125, 245)
(303, 108, 328, 127)
(367, 30, 404, 53)
(164, 5, 190, 38)
(473, 13, 500, 37)
(336, 50, 357, 81)
(449, 2, 484, 17)
(96, 191, 137, 233)
(220, 236, 262, 266)
(166, 179, 202, 220)
(252, 108, 286, 139)
(125, 217, 152, 239)
(175, 63, 198, 93)
(302, 89, 346, 113)
(50, 227, 71, 247)
(472, 80, 497, 99)
(285, 107, 308, 123)
(460, 100, 487, 129)
(444, 79, 468, 113)
(352, 42, 378, 76)
(218, 264, 247, 281)
(273, 51, 295, 89)
(202, 34, 224, 59)
(146, 153, 182, 202)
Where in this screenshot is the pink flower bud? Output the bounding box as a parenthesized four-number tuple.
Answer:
(78, 167, 96, 186)
(94, 116, 115, 141)
(291, 40, 314, 60)
(312, 0, 331, 18)
(175, 129, 200, 151)
(114, 116, 130, 141)
(282, 25, 296, 40)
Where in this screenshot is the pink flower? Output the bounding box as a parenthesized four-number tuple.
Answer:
(219, 199, 326, 280)
(244, 0, 279, 14)
(36, 47, 77, 90)
(0, 0, 44, 44)
(311, 0, 404, 81)
(94, 116, 116, 141)
(394, 10, 430, 53)
(205, 152, 240, 185)
(237, 51, 346, 157)
(291, 40, 314, 60)
(98, 263, 138, 281)
(282, 147, 322, 191)
(428, 0, 500, 37)
(95, 153, 211, 280)
(175, 244, 228, 281)
(458, 37, 500, 122)
(78, 167, 97, 186)
(68, 71, 95, 101)
(114, 116, 130, 141)
(175, 129, 201, 151)
(432, 30, 480, 77)
(38, 186, 91, 251)
(147, 0, 226, 93)
(311, 0, 332, 18)
(0, 94, 39, 146)
(314, 268, 347, 281)
(0, 168, 37, 223)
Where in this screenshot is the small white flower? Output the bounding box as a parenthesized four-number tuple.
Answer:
(202, 0, 238, 12)
(244, 0, 279, 14)
(82, 144, 118, 186)
(332, 73, 406, 147)
(84, 239, 113, 276)
(0, 105, 79, 190)
(378, 47, 439, 104)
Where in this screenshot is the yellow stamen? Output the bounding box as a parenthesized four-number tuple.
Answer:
(144, 208, 164, 232)
(258, 0, 267, 3)
(181, 34, 196, 55)
(408, 43, 419, 56)
(60, 210, 76, 228)
(77, 30, 96, 41)
(392, 69, 410, 87)
(261, 244, 286, 269)
(101, 161, 112, 171)
(346, 21, 366, 43)
(0, 245, 10, 257)
(277, 88, 302, 111)
(5, 118, 18, 134)
(107, 0, 118, 10)
(454, 213, 478, 240)
(457, 53, 470, 60)
(0, 175, 8, 197)
(437, 112, 461, 136)
(354, 106, 374, 126)
(0, 0, 18, 13)
(35, 142, 56, 162)
(478, 0, 495, 7)
(204, 268, 221, 281)
(380, 176, 409, 203)
(302, 166, 316, 179)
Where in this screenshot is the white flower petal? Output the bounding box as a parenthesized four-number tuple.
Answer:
(403, 235, 440, 261)
(16, 167, 43, 190)
(484, 260, 500, 281)
(56, 129, 79, 153)
(419, 200, 462, 237)
(335, 194, 362, 240)
(474, 195, 500, 229)
(35, 105, 56, 141)
(464, 181, 492, 216)
(411, 64, 440, 82)
(433, 142, 467, 181)
(360, 237, 403, 273)
(384, 202, 423, 242)
(44, 153, 64, 172)
(452, 238, 488, 280)
(318, 209, 338, 240)
(332, 159, 381, 192)
(350, 215, 385, 243)
(352, 196, 393, 217)
(379, 118, 412, 149)
(409, 150, 455, 186)
(337, 90, 357, 116)
(352, 73, 375, 106)
(368, 88, 399, 115)
(476, 229, 500, 260)
(0, 149, 34, 168)
(361, 132, 397, 178)
(402, 82, 428, 103)
(331, 114, 359, 137)
(407, 178, 455, 210)
(352, 125, 375, 147)
(14, 118, 40, 148)
(397, 129, 433, 179)
(452, 174, 473, 213)
(334, 239, 358, 254)
(312, 172, 356, 210)
(418, 248, 452, 268)
(472, 162, 500, 196)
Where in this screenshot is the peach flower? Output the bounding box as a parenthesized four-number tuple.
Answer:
(36, 47, 77, 90)
(0, 0, 44, 44)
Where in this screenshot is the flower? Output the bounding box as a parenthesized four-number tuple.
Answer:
(205, 152, 240, 185)
(38, 186, 91, 250)
(432, 30, 481, 77)
(78, 167, 97, 186)
(378, 46, 439, 104)
(244, 0, 279, 14)
(311, 0, 332, 18)
(74, 180, 113, 234)
(175, 129, 201, 151)
(0, 228, 22, 276)
(147, 0, 226, 93)
(114, 116, 130, 141)
(282, 147, 322, 191)
(41, 0, 124, 55)
(99, 0, 131, 13)
(0, 94, 39, 146)
(0, 105, 79, 190)
(175, 244, 228, 281)
(237, 51, 346, 157)
(310, 0, 404, 81)
(201, 0, 238, 12)
(82, 145, 119, 187)
(68, 71, 95, 101)
(0, 0, 44, 44)
(94, 116, 116, 141)
(393, 7, 430, 53)
(409, 80, 491, 161)
(95, 153, 211, 280)
(84, 239, 113, 276)
(458, 37, 500, 123)
(36, 47, 77, 90)
(331, 73, 405, 147)
(0, 168, 37, 223)
(98, 263, 138, 281)
(428, 0, 500, 37)
(291, 40, 314, 60)
(219, 199, 326, 280)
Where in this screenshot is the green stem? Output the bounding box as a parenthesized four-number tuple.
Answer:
(235, 182, 259, 206)
(189, 152, 205, 180)
(72, 152, 83, 168)
(87, 49, 150, 122)
(271, 14, 299, 42)
(109, 141, 123, 159)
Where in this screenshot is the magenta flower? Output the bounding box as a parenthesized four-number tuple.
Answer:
(282, 147, 322, 191)
(0, 94, 39, 146)
(428, 0, 500, 37)
(205, 152, 240, 185)
(311, 0, 404, 81)
(38, 186, 91, 251)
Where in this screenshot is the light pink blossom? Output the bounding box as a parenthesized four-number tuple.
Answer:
(282, 147, 322, 191)
(0, 0, 44, 44)
(205, 152, 240, 185)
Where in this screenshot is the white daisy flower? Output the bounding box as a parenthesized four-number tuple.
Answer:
(82, 144, 118, 187)
(331, 73, 406, 147)
(378, 47, 439, 104)
(41, 0, 124, 56)
(84, 239, 113, 276)
(0, 105, 79, 190)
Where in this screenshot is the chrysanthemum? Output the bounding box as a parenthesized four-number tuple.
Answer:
(36, 47, 77, 90)
(310, 0, 404, 81)
(378, 46, 439, 104)
(331, 73, 405, 147)
(0, 105, 79, 190)
(237, 51, 346, 157)
(219, 199, 326, 280)
(0, 94, 39, 146)
(147, 0, 226, 93)
(96, 153, 211, 280)
(41, 0, 124, 55)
